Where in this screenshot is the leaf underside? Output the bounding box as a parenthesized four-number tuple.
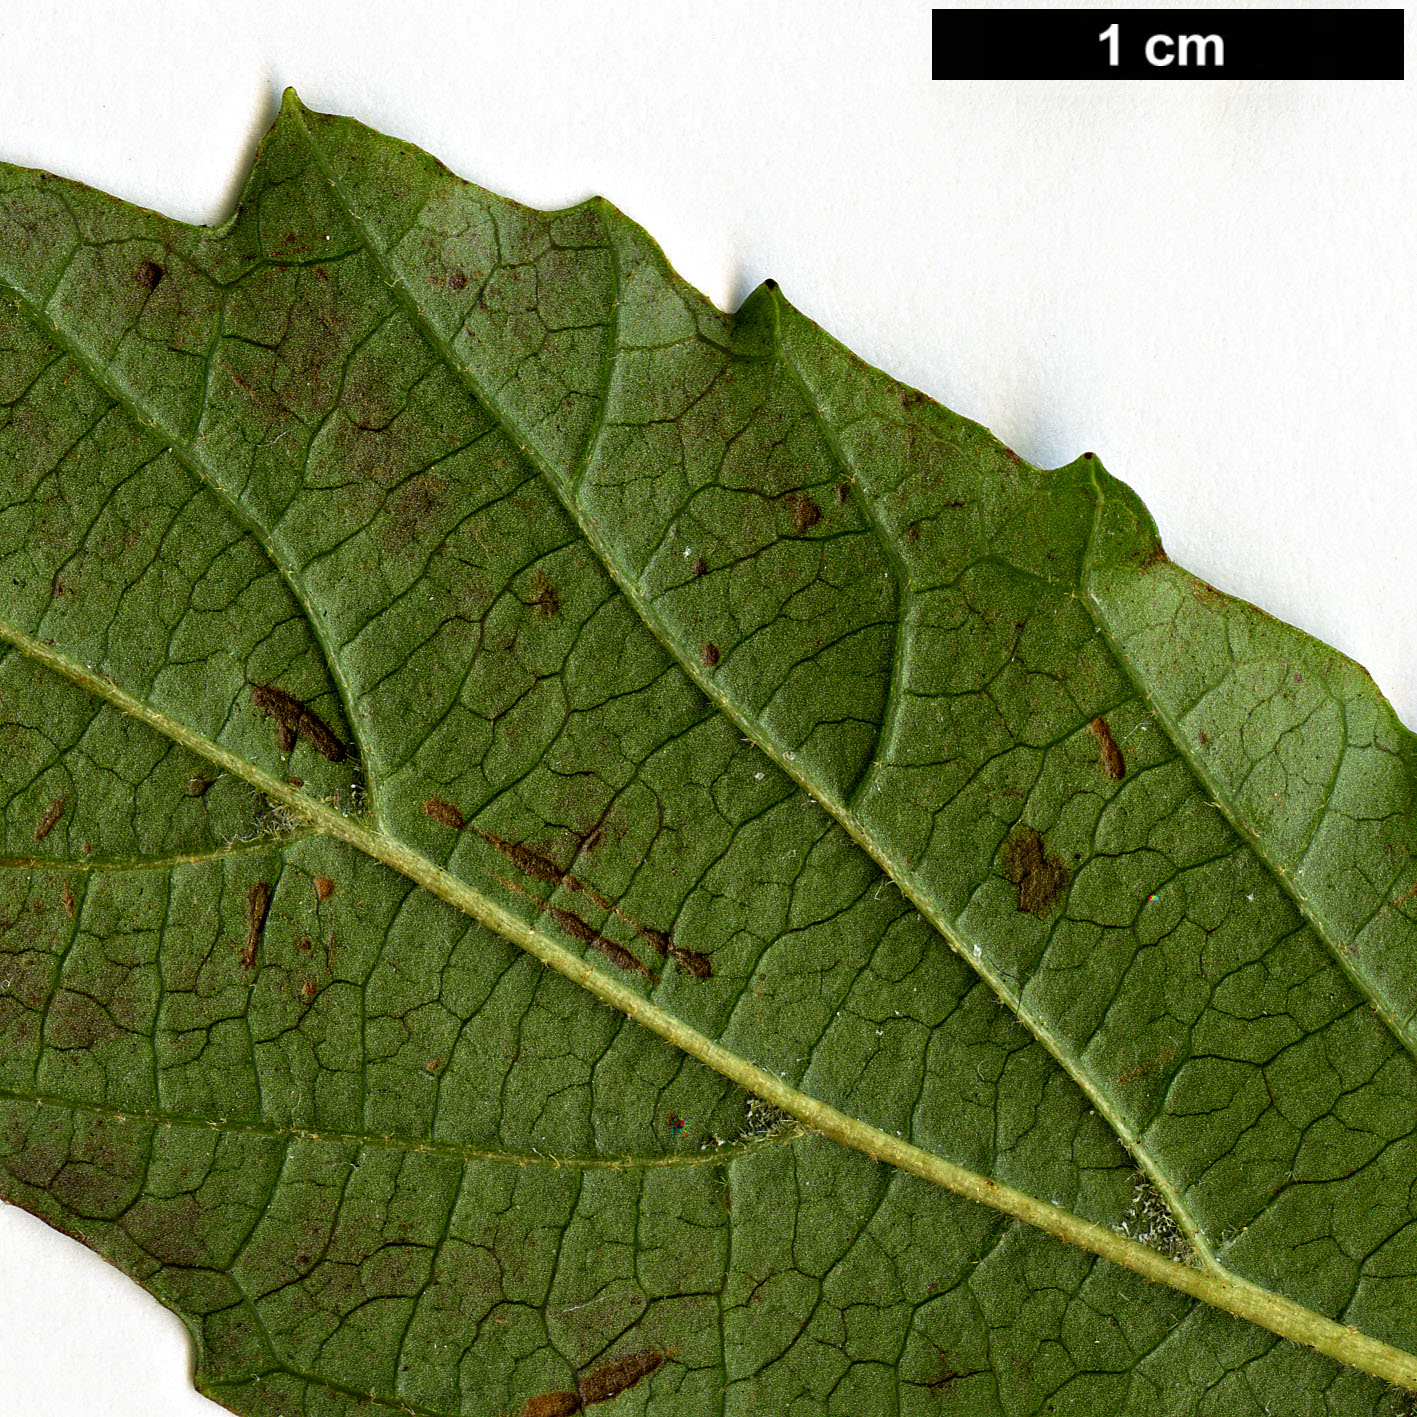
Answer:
(2, 94, 1416, 1417)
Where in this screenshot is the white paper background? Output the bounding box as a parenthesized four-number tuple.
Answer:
(0, 2, 1412, 1411)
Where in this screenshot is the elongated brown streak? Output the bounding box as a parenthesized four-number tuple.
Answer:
(248, 683, 347, 762)
(242, 880, 271, 969)
(473, 824, 712, 980)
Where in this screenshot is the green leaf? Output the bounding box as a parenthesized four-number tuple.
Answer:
(2, 91, 1416, 1416)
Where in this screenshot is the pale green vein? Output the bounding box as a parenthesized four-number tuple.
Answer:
(0, 1087, 801, 1172)
(4, 615, 1416, 1393)
(0, 829, 316, 873)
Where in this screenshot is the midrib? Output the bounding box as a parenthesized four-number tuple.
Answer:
(4, 591, 1417, 1392)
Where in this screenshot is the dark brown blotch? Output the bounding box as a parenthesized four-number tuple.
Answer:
(787, 493, 822, 533)
(701, 643, 720, 669)
(248, 683, 346, 762)
(313, 876, 335, 902)
(1089, 716, 1126, 781)
(691, 555, 707, 578)
(520, 1393, 581, 1417)
(578, 1350, 665, 1406)
(669, 945, 713, 981)
(242, 881, 271, 970)
(136, 260, 164, 291)
(186, 776, 215, 797)
(550, 909, 655, 980)
(423, 798, 466, 830)
(33, 795, 67, 842)
(528, 571, 559, 617)
(447, 270, 468, 292)
(1001, 827, 1071, 919)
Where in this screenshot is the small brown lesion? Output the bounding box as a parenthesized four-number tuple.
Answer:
(701, 643, 720, 669)
(248, 683, 346, 762)
(527, 570, 560, 617)
(1001, 827, 1071, 919)
(1089, 716, 1126, 781)
(313, 876, 335, 902)
(423, 798, 466, 830)
(186, 776, 215, 796)
(135, 259, 165, 292)
(242, 881, 271, 970)
(786, 493, 822, 533)
(549, 907, 656, 979)
(576, 1349, 665, 1406)
(33, 795, 68, 842)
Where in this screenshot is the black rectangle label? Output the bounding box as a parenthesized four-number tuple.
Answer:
(932, 9, 1404, 79)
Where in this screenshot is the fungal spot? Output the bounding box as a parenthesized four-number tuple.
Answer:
(1089, 716, 1126, 781)
(447, 270, 468, 292)
(905, 522, 919, 544)
(528, 570, 559, 617)
(297, 936, 313, 954)
(787, 493, 821, 532)
(898, 388, 925, 408)
(135, 260, 164, 291)
(242, 881, 271, 970)
(577, 1350, 665, 1406)
(691, 555, 707, 578)
(186, 776, 215, 797)
(61, 879, 75, 921)
(701, 643, 720, 669)
(639, 927, 672, 956)
(550, 907, 655, 980)
(1001, 827, 1070, 919)
(300, 979, 317, 1003)
(1081, 451, 1094, 461)
(426, 1057, 442, 1073)
(248, 683, 346, 762)
(1197, 732, 1208, 746)
(519, 1394, 580, 1417)
(835, 482, 849, 504)
(313, 876, 335, 901)
(33, 796, 68, 842)
(1116, 1048, 1176, 1085)
(286, 776, 304, 788)
(669, 945, 713, 980)
(423, 798, 466, 830)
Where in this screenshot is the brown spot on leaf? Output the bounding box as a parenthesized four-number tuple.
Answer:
(186, 776, 215, 797)
(701, 643, 720, 669)
(34, 796, 67, 842)
(898, 388, 925, 408)
(1001, 827, 1070, 919)
(520, 1394, 580, 1417)
(447, 270, 468, 292)
(313, 876, 335, 901)
(639, 927, 672, 956)
(691, 555, 707, 578)
(528, 571, 559, 617)
(669, 945, 713, 980)
(1089, 717, 1126, 781)
(425, 1056, 442, 1073)
(578, 1350, 665, 1406)
(905, 522, 919, 544)
(300, 979, 317, 1003)
(297, 936, 314, 953)
(787, 493, 821, 532)
(835, 482, 849, 504)
(61, 879, 75, 920)
(242, 881, 271, 969)
(136, 260, 164, 291)
(249, 683, 346, 762)
(550, 908, 655, 980)
(423, 798, 466, 830)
